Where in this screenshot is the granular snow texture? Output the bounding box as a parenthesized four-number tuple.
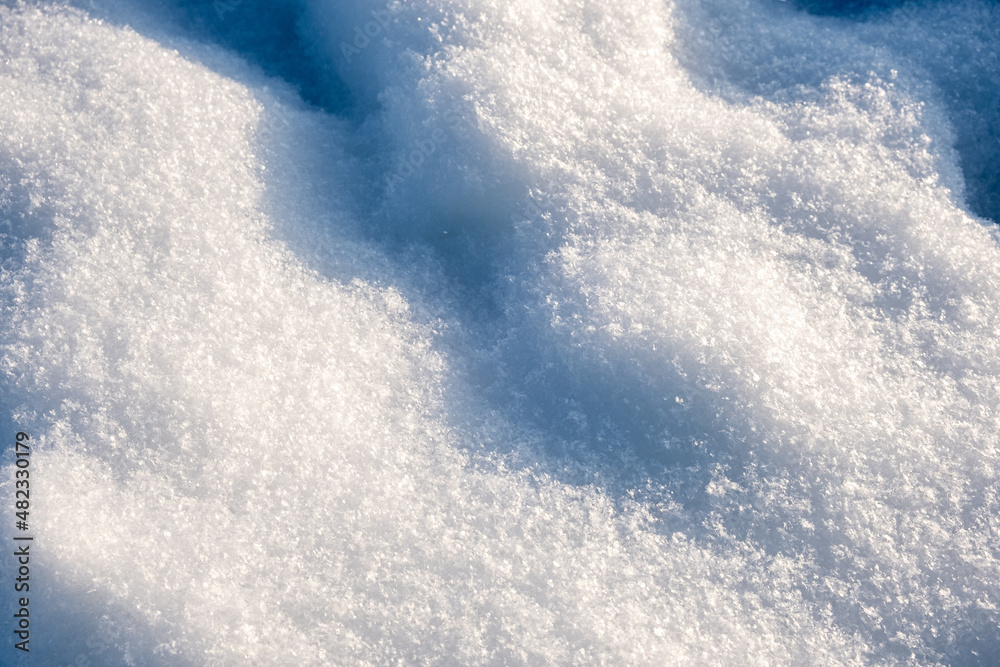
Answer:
(1, 0, 999, 664)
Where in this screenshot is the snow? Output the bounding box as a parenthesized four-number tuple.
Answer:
(1, 0, 999, 664)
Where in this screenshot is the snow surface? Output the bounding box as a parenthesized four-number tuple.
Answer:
(1, 0, 999, 664)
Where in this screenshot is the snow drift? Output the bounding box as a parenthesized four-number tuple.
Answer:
(1, 0, 999, 664)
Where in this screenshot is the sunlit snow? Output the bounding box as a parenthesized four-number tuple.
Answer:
(1, 0, 999, 664)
